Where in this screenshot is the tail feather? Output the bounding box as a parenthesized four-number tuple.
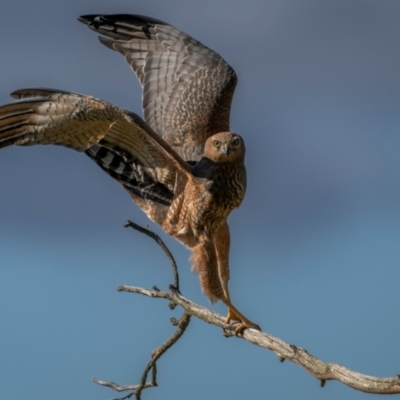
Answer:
(85, 144, 173, 206)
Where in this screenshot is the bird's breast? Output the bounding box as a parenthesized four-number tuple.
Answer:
(162, 165, 246, 244)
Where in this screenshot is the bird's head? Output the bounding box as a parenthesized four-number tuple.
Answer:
(204, 132, 245, 163)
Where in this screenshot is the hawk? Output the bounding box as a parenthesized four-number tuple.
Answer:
(0, 14, 260, 332)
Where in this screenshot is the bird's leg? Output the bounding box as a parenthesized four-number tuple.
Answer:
(214, 223, 261, 333)
(220, 280, 261, 333)
(221, 295, 261, 333)
(190, 235, 227, 304)
(221, 282, 241, 323)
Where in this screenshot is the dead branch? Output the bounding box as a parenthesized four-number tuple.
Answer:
(93, 311, 191, 400)
(124, 220, 180, 293)
(92, 221, 188, 400)
(117, 285, 400, 395)
(94, 220, 400, 398)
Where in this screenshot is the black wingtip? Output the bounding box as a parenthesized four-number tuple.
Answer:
(78, 14, 167, 27)
(77, 14, 96, 25)
(10, 88, 36, 99)
(10, 90, 22, 99)
(10, 88, 72, 99)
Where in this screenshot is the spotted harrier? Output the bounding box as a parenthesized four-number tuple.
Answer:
(0, 14, 260, 332)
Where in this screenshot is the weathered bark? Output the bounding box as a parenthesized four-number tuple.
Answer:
(93, 221, 400, 399)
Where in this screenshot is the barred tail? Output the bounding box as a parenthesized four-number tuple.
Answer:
(85, 145, 173, 206)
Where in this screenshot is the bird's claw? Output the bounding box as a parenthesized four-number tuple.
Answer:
(225, 310, 261, 334)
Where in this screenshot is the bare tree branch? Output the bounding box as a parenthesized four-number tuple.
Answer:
(124, 220, 180, 293)
(92, 220, 189, 400)
(93, 220, 400, 398)
(117, 284, 400, 395)
(93, 311, 191, 400)
(92, 379, 153, 396)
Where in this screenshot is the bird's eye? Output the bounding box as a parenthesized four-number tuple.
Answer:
(231, 139, 240, 146)
(213, 140, 221, 147)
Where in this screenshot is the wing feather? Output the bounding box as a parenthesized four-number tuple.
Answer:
(85, 144, 174, 206)
(79, 14, 238, 161)
(0, 89, 192, 193)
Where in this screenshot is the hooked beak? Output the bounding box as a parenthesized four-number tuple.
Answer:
(220, 143, 230, 156)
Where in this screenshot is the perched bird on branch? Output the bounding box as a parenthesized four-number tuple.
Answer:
(0, 14, 260, 332)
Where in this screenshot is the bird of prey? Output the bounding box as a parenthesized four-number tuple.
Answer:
(0, 14, 260, 332)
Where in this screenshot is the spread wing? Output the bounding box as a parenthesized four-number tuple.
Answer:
(0, 88, 192, 211)
(79, 14, 238, 162)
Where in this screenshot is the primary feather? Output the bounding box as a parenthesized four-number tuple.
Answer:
(0, 14, 260, 331)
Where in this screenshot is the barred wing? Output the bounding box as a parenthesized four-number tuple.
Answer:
(0, 88, 191, 195)
(85, 144, 174, 206)
(79, 14, 238, 162)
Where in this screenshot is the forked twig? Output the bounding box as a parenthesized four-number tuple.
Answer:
(117, 285, 400, 395)
(94, 220, 400, 397)
(124, 220, 180, 292)
(93, 220, 189, 399)
(93, 312, 191, 400)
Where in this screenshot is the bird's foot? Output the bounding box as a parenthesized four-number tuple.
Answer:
(233, 321, 261, 335)
(225, 309, 261, 334)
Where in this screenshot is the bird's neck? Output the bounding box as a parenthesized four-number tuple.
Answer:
(192, 156, 244, 181)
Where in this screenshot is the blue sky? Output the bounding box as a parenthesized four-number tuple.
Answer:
(1, 1, 400, 399)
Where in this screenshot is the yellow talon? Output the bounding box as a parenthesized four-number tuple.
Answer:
(225, 308, 261, 334)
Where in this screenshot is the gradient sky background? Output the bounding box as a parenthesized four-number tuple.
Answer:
(1, 1, 400, 399)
